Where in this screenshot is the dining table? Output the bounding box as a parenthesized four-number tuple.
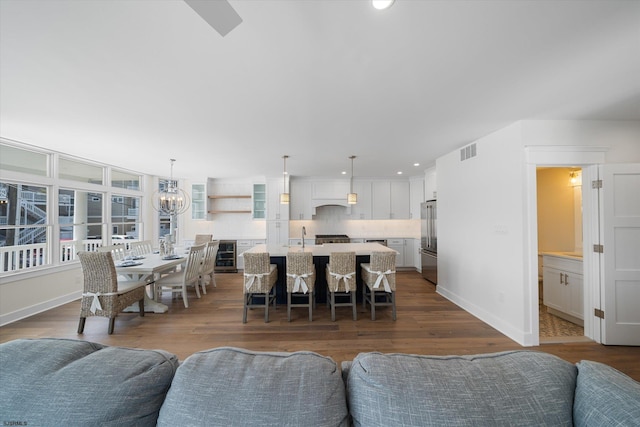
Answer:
(116, 252, 186, 313)
(241, 242, 397, 304)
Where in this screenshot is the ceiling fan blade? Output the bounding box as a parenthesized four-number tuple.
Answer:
(184, 0, 242, 37)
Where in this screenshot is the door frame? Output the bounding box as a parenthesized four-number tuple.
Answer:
(524, 146, 608, 346)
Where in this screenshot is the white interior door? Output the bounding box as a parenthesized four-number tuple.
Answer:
(601, 163, 640, 345)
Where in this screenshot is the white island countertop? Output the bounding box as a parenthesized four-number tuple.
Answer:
(241, 242, 397, 257)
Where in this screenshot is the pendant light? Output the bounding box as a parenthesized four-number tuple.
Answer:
(280, 155, 290, 204)
(347, 155, 357, 204)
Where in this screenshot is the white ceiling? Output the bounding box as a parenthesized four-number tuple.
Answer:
(1, 0, 639, 181)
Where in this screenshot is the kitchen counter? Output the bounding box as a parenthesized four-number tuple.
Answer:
(540, 251, 583, 261)
(242, 242, 397, 257)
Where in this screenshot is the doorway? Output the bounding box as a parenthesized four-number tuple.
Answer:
(536, 167, 587, 342)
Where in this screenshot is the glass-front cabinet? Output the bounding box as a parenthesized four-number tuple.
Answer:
(253, 183, 266, 219)
(191, 184, 206, 220)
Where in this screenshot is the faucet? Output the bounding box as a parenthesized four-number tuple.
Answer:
(302, 226, 306, 249)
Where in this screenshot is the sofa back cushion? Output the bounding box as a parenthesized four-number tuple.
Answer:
(574, 360, 640, 426)
(158, 347, 349, 426)
(346, 350, 577, 426)
(0, 338, 178, 426)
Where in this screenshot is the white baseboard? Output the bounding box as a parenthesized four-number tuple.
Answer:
(436, 286, 531, 347)
(0, 291, 82, 327)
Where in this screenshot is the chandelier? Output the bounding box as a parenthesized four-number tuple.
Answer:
(152, 159, 190, 216)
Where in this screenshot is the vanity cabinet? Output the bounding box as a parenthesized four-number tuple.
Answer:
(542, 254, 584, 325)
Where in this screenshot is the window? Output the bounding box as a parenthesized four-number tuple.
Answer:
(111, 194, 140, 242)
(58, 189, 105, 262)
(0, 144, 48, 176)
(59, 157, 103, 184)
(112, 169, 140, 190)
(1, 140, 147, 276)
(0, 182, 50, 272)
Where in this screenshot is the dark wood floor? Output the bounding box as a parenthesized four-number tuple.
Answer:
(2, 271, 639, 381)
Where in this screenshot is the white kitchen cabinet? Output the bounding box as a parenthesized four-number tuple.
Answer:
(542, 254, 584, 325)
(237, 239, 266, 269)
(387, 239, 405, 267)
(266, 221, 289, 246)
(409, 177, 424, 219)
(372, 180, 410, 220)
(266, 177, 289, 221)
(290, 179, 313, 220)
(424, 166, 437, 201)
(191, 183, 206, 220)
(348, 180, 372, 220)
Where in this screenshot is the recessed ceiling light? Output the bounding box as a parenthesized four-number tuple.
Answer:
(413, 163, 420, 167)
(372, 0, 395, 10)
(341, 171, 347, 175)
(397, 171, 403, 175)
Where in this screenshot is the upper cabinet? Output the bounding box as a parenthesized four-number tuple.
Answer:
(424, 166, 437, 200)
(409, 176, 424, 219)
(290, 179, 313, 220)
(349, 180, 372, 220)
(253, 183, 266, 219)
(191, 183, 206, 220)
(372, 180, 410, 220)
(266, 177, 290, 221)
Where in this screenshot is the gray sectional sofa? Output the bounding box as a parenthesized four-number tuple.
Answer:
(1, 338, 639, 426)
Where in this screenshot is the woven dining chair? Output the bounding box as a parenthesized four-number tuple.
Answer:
(77, 251, 147, 334)
(199, 240, 219, 294)
(154, 244, 206, 308)
(361, 251, 397, 320)
(325, 252, 357, 321)
(243, 252, 277, 323)
(286, 251, 315, 321)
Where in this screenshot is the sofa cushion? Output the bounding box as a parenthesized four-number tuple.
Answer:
(158, 346, 349, 427)
(346, 350, 577, 426)
(0, 338, 178, 426)
(574, 360, 640, 426)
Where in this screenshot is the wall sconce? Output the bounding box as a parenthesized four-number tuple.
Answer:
(569, 170, 582, 187)
(280, 155, 290, 204)
(347, 155, 357, 204)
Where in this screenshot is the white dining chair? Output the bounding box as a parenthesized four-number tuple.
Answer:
(154, 244, 205, 308)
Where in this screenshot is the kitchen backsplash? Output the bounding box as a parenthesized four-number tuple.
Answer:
(289, 205, 419, 238)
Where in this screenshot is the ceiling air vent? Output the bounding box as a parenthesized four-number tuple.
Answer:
(460, 143, 477, 161)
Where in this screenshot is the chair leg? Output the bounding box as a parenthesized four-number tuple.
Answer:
(351, 291, 357, 321)
(264, 292, 270, 323)
(138, 299, 145, 316)
(287, 292, 292, 322)
(308, 292, 313, 322)
(77, 317, 86, 334)
(243, 293, 249, 323)
(108, 317, 115, 334)
(200, 278, 207, 295)
(392, 291, 396, 321)
(212, 273, 217, 287)
(194, 281, 201, 299)
(331, 292, 336, 322)
(371, 290, 376, 321)
(182, 285, 189, 308)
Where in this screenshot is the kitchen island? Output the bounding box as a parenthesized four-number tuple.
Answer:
(241, 243, 396, 304)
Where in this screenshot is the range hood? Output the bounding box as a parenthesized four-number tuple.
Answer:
(312, 199, 352, 215)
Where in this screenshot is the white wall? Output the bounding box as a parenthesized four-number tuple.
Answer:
(437, 122, 529, 341)
(436, 119, 640, 346)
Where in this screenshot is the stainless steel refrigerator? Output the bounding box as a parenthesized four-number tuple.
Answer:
(420, 200, 437, 285)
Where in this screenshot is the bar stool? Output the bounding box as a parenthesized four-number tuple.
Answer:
(361, 251, 397, 320)
(286, 251, 315, 321)
(326, 252, 357, 321)
(243, 252, 278, 323)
